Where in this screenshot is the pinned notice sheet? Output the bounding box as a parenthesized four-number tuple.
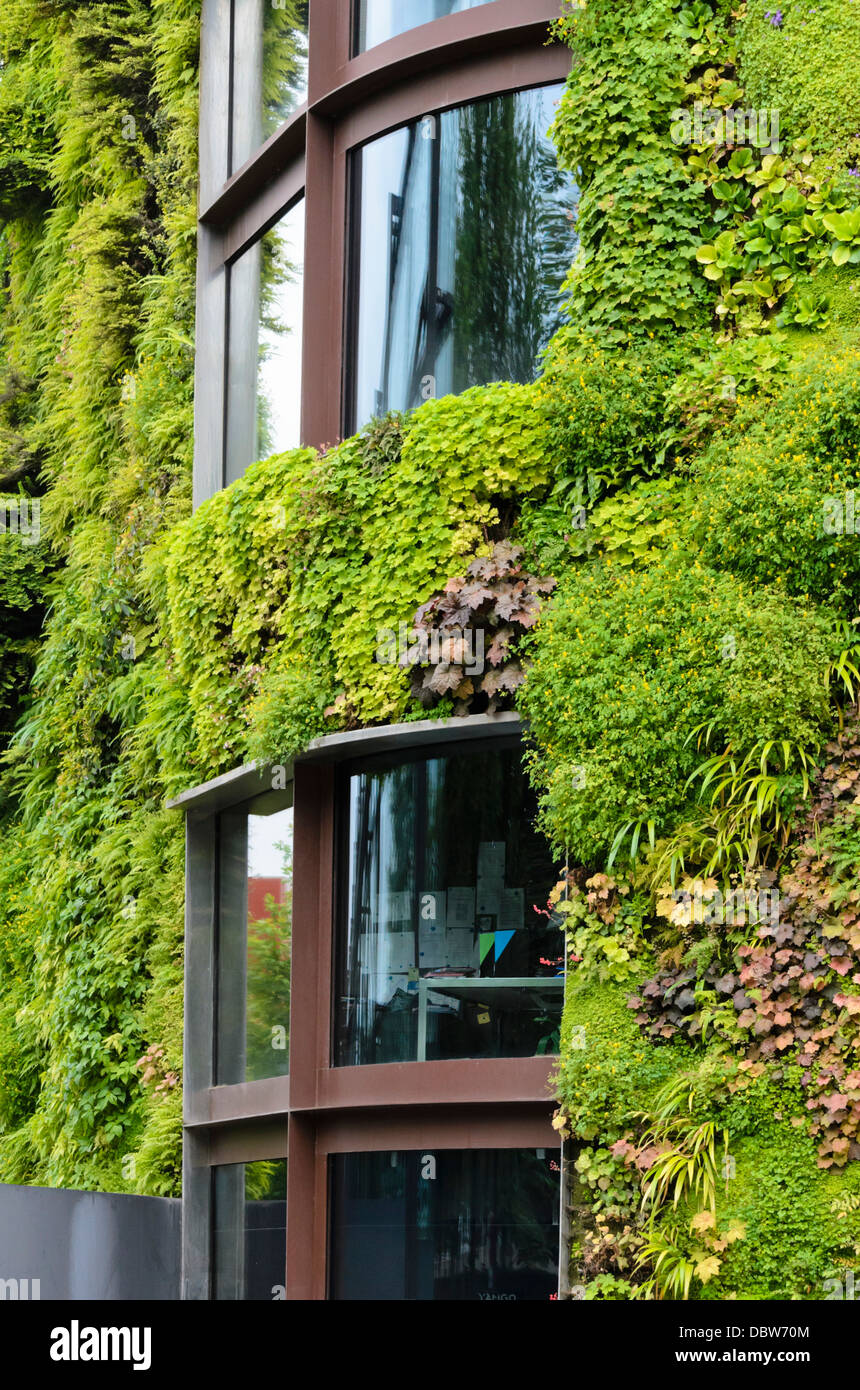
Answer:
(477, 841, 505, 919)
(499, 887, 524, 933)
(447, 887, 475, 929)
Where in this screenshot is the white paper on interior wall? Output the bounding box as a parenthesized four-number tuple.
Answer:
(447, 886, 476, 929)
(418, 926, 446, 970)
(378, 889, 412, 928)
(499, 887, 524, 933)
(445, 929, 479, 972)
(477, 841, 505, 919)
(386, 934, 416, 975)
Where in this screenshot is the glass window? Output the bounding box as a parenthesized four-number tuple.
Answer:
(217, 794, 293, 1084)
(214, 1160, 287, 1300)
(231, 0, 309, 174)
(355, 0, 497, 54)
(330, 1149, 560, 1300)
(334, 742, 563, 1067)
(226, 198, 305, 485)
(350, 84, 578, 430)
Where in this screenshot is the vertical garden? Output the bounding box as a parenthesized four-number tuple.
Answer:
(2, 0, 860, 1298)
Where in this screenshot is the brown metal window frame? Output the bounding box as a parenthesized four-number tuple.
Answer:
(175, 717, 561, 1299)
(188, 0, 572, 1298)
(193, 0, 569, 505)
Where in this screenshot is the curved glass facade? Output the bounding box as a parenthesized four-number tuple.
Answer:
(350, 83, 578, 429)
(356, 0, 498, 54)
(331, 1149, 560, 1301)
(189, 0, 570, 1300)
(335, 742, 562, 1067)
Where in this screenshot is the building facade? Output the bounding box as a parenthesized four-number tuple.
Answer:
(177, 0, 574, 1300)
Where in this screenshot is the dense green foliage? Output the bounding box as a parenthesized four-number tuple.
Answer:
(1, 0, 860, 1303)
(0, 0, 198, 1192)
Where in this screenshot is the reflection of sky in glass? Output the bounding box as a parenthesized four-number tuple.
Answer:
(358, 0, 495, 52)
(258, 200, 304, 456)
(355, 128, 410, 424)
(248, 806, 293, 879)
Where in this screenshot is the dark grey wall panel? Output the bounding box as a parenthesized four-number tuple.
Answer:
(0, 1185, 180, 1301)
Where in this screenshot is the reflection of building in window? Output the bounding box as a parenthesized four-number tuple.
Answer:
(353, 85, 579, 429)
(227, 200, 304, 484)
(246, 811, 292, 1082)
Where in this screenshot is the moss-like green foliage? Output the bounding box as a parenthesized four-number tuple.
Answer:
(703, 1074, 860, 1300)
(163, 383, 550, 767)
(0, 0, 859, 1303)
(739, 0, 860, 159)
(521, 555, 837, 862)
(695, 343, 860, 603)
(559, 981, 689, 1142)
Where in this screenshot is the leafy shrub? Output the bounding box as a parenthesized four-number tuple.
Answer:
(402, 541, 555, 715)
(165, 383, 552, 767)
(538, 329, 686, 497)
(521, 555, 838, 863)
(694, 345, 860, 604)
(549, 0, 711, 337)
(738, 0, 860, 158)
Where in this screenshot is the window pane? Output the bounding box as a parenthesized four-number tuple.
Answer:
(214, 1160, 287, 1300)
(330, 1149, 560, 1300)
(335, 744, 562, 1067)
(356, 0, 497, 54)
(263, 0, 309, 140)
(226, 199, 305, 485)
(217, 797, 293, 1084)
(231, 0, 308, 173)
(351, 85, 578, 429)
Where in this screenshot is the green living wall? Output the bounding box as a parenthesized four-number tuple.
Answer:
(2, 0, 860, 1300)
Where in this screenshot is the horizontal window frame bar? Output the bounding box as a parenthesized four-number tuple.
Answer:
(198, 3, 565, 231)
(185, 1054, 555, 1132)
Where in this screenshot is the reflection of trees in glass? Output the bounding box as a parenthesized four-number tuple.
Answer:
(245, 1159, 287, 1202)
(360, 87, 579, 426)
(262, 1, 309, 139)
(452, 94, 577, 390)
(358, 0, 490, 52)
(246, 840, 291, 1081)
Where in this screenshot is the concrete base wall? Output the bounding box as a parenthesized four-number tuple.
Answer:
(0, 1184, 180, 1300)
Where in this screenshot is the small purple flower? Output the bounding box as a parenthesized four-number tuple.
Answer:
(765, 8, 784, 25)
(849, 168, 860, 178)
